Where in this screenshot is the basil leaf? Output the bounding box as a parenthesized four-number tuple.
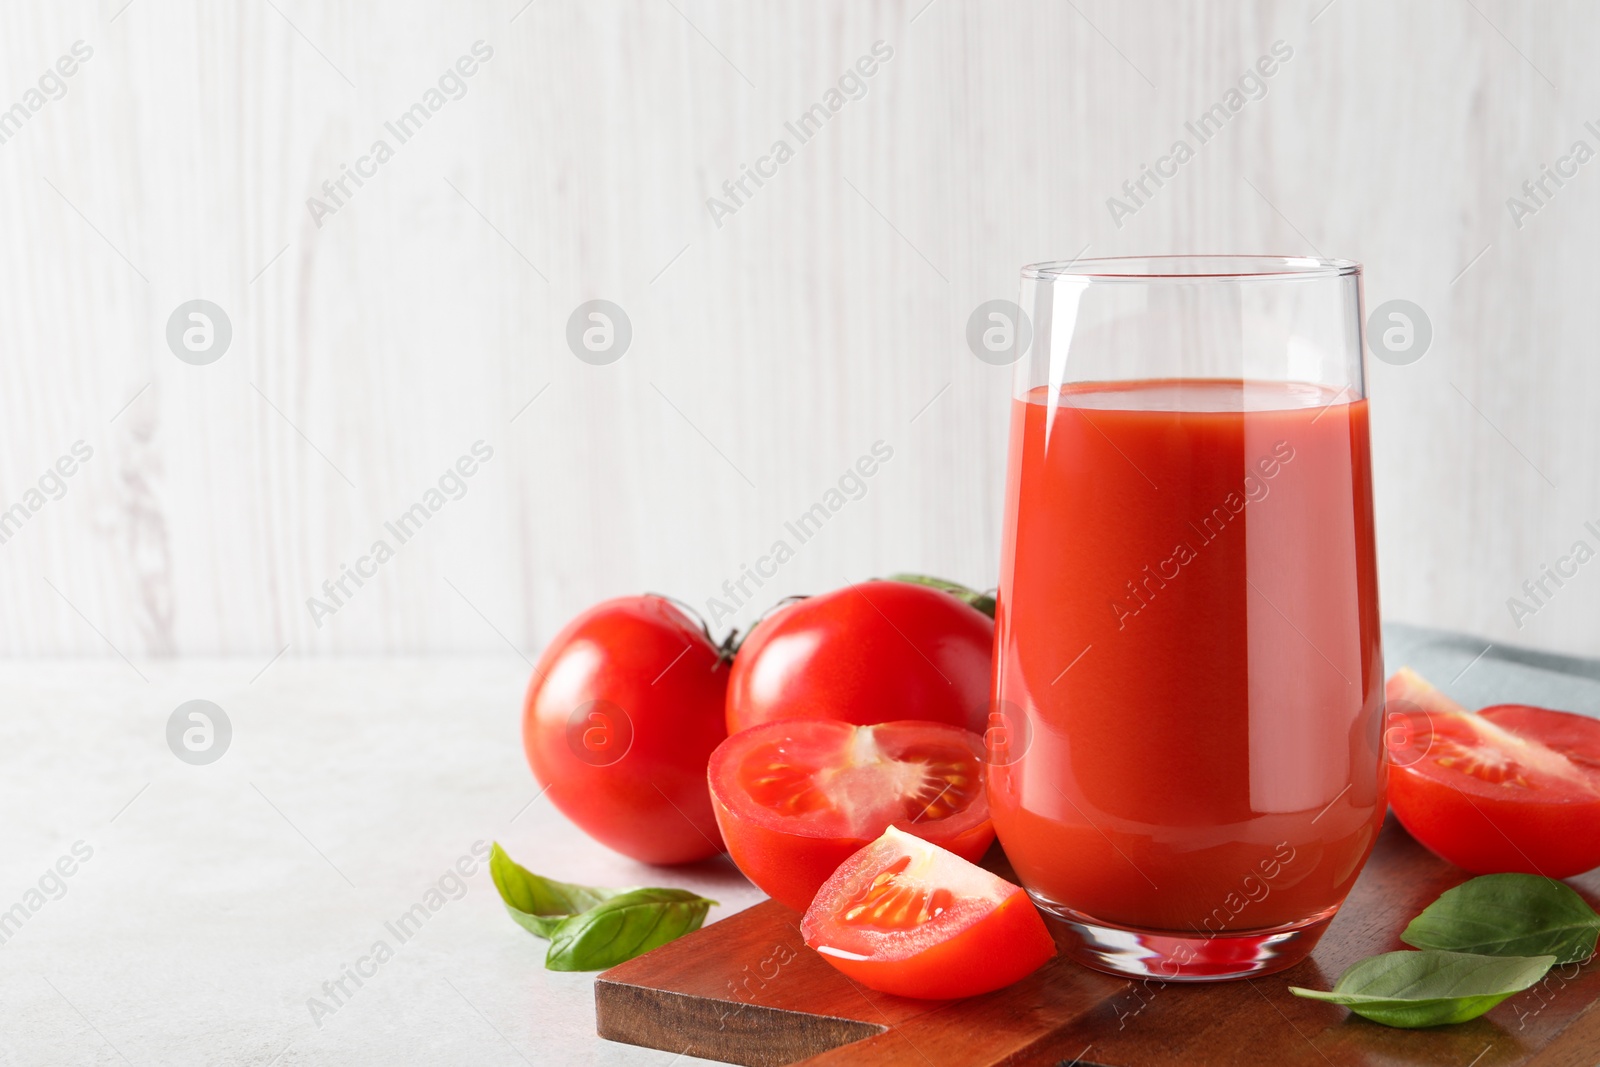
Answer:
(489, 842, 627, 939)
(888, 573, 997, 618)
(487, 844, 716, 966)
(1290, 950, 1555, 1028)
(1402, 873, 1600, 965)
(544, 887, 716, 971)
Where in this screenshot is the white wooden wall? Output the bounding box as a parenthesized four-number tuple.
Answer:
(1, 0, 1596, 663)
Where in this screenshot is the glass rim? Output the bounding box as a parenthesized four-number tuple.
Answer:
(1021, 254, 1361, 282)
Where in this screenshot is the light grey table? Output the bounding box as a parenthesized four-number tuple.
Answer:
(2, 626, 1595, 1065)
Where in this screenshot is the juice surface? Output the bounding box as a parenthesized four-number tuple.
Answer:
(990, 379, 1385, 933)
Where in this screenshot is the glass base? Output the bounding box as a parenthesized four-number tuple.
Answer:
(1032, 895, 1339, 982)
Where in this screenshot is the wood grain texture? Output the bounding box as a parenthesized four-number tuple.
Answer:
(596, 817, 1600, 1067)
(0, 0, 1596, 662)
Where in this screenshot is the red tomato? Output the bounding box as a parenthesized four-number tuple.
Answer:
(1387, 666, 1469, 717)
(801, 827, 1056, 999)
(707, 719, 995, 911)
(726, 579, 995, 736)
(522, 596, 727, 865)
(1385, 670, 1600, 878)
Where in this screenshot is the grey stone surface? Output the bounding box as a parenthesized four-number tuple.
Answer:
(0, 658, 758, 1066)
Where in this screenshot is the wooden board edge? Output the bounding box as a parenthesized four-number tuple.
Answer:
(595, 976, 888, 1067)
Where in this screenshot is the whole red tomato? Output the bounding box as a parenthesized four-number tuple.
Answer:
(522, 596, 728, 865)
(726, 579, 995, 736)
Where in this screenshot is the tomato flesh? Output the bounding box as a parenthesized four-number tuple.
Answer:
(802, 827, 1056, 999)
(708, 720, 995, 912)
(1386, 665, 1468, 717)
(1386, 673, 1600, 878)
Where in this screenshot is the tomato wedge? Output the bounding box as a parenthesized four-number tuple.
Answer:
(801, 827, 1056, 999)
(1385, 669, 1600, 878)
(708, 720, 995, 912)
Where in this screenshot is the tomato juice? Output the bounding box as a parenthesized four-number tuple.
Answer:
(990, 379, 1385, 935)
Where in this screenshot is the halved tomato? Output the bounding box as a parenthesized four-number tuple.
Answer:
(708, 720, 994, 912)
(801, 827, 1056, 999)
(1385, 669, 1600, 878)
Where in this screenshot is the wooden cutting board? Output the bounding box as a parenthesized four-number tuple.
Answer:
(595, 816, 1600, 1067)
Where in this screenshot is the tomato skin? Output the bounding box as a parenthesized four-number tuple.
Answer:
(708, 719, 995, 912)
(726, 580, 994, 736)
(1389, 774, 1600, 877)
(711, 784, 995, 913)
(810, 892, 1055, 999)
(802, 829, 1057, 1000)
(1387, 703, 1600, 879)
(522, 596, 727, 865)
(711, 799, 865, 914)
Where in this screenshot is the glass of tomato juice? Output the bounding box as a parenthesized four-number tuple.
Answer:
(988, 256, 1386, 981)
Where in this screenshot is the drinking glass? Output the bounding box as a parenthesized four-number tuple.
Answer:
(988, 255, 1385, 980)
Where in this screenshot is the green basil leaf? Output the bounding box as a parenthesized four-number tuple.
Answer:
(489, 842, 627, 939)
(1402, 873, 1600, 965)
(544, 887, 716, 971)
(888, 573, 996, 618)
(1290, 949, 1555, 1028)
